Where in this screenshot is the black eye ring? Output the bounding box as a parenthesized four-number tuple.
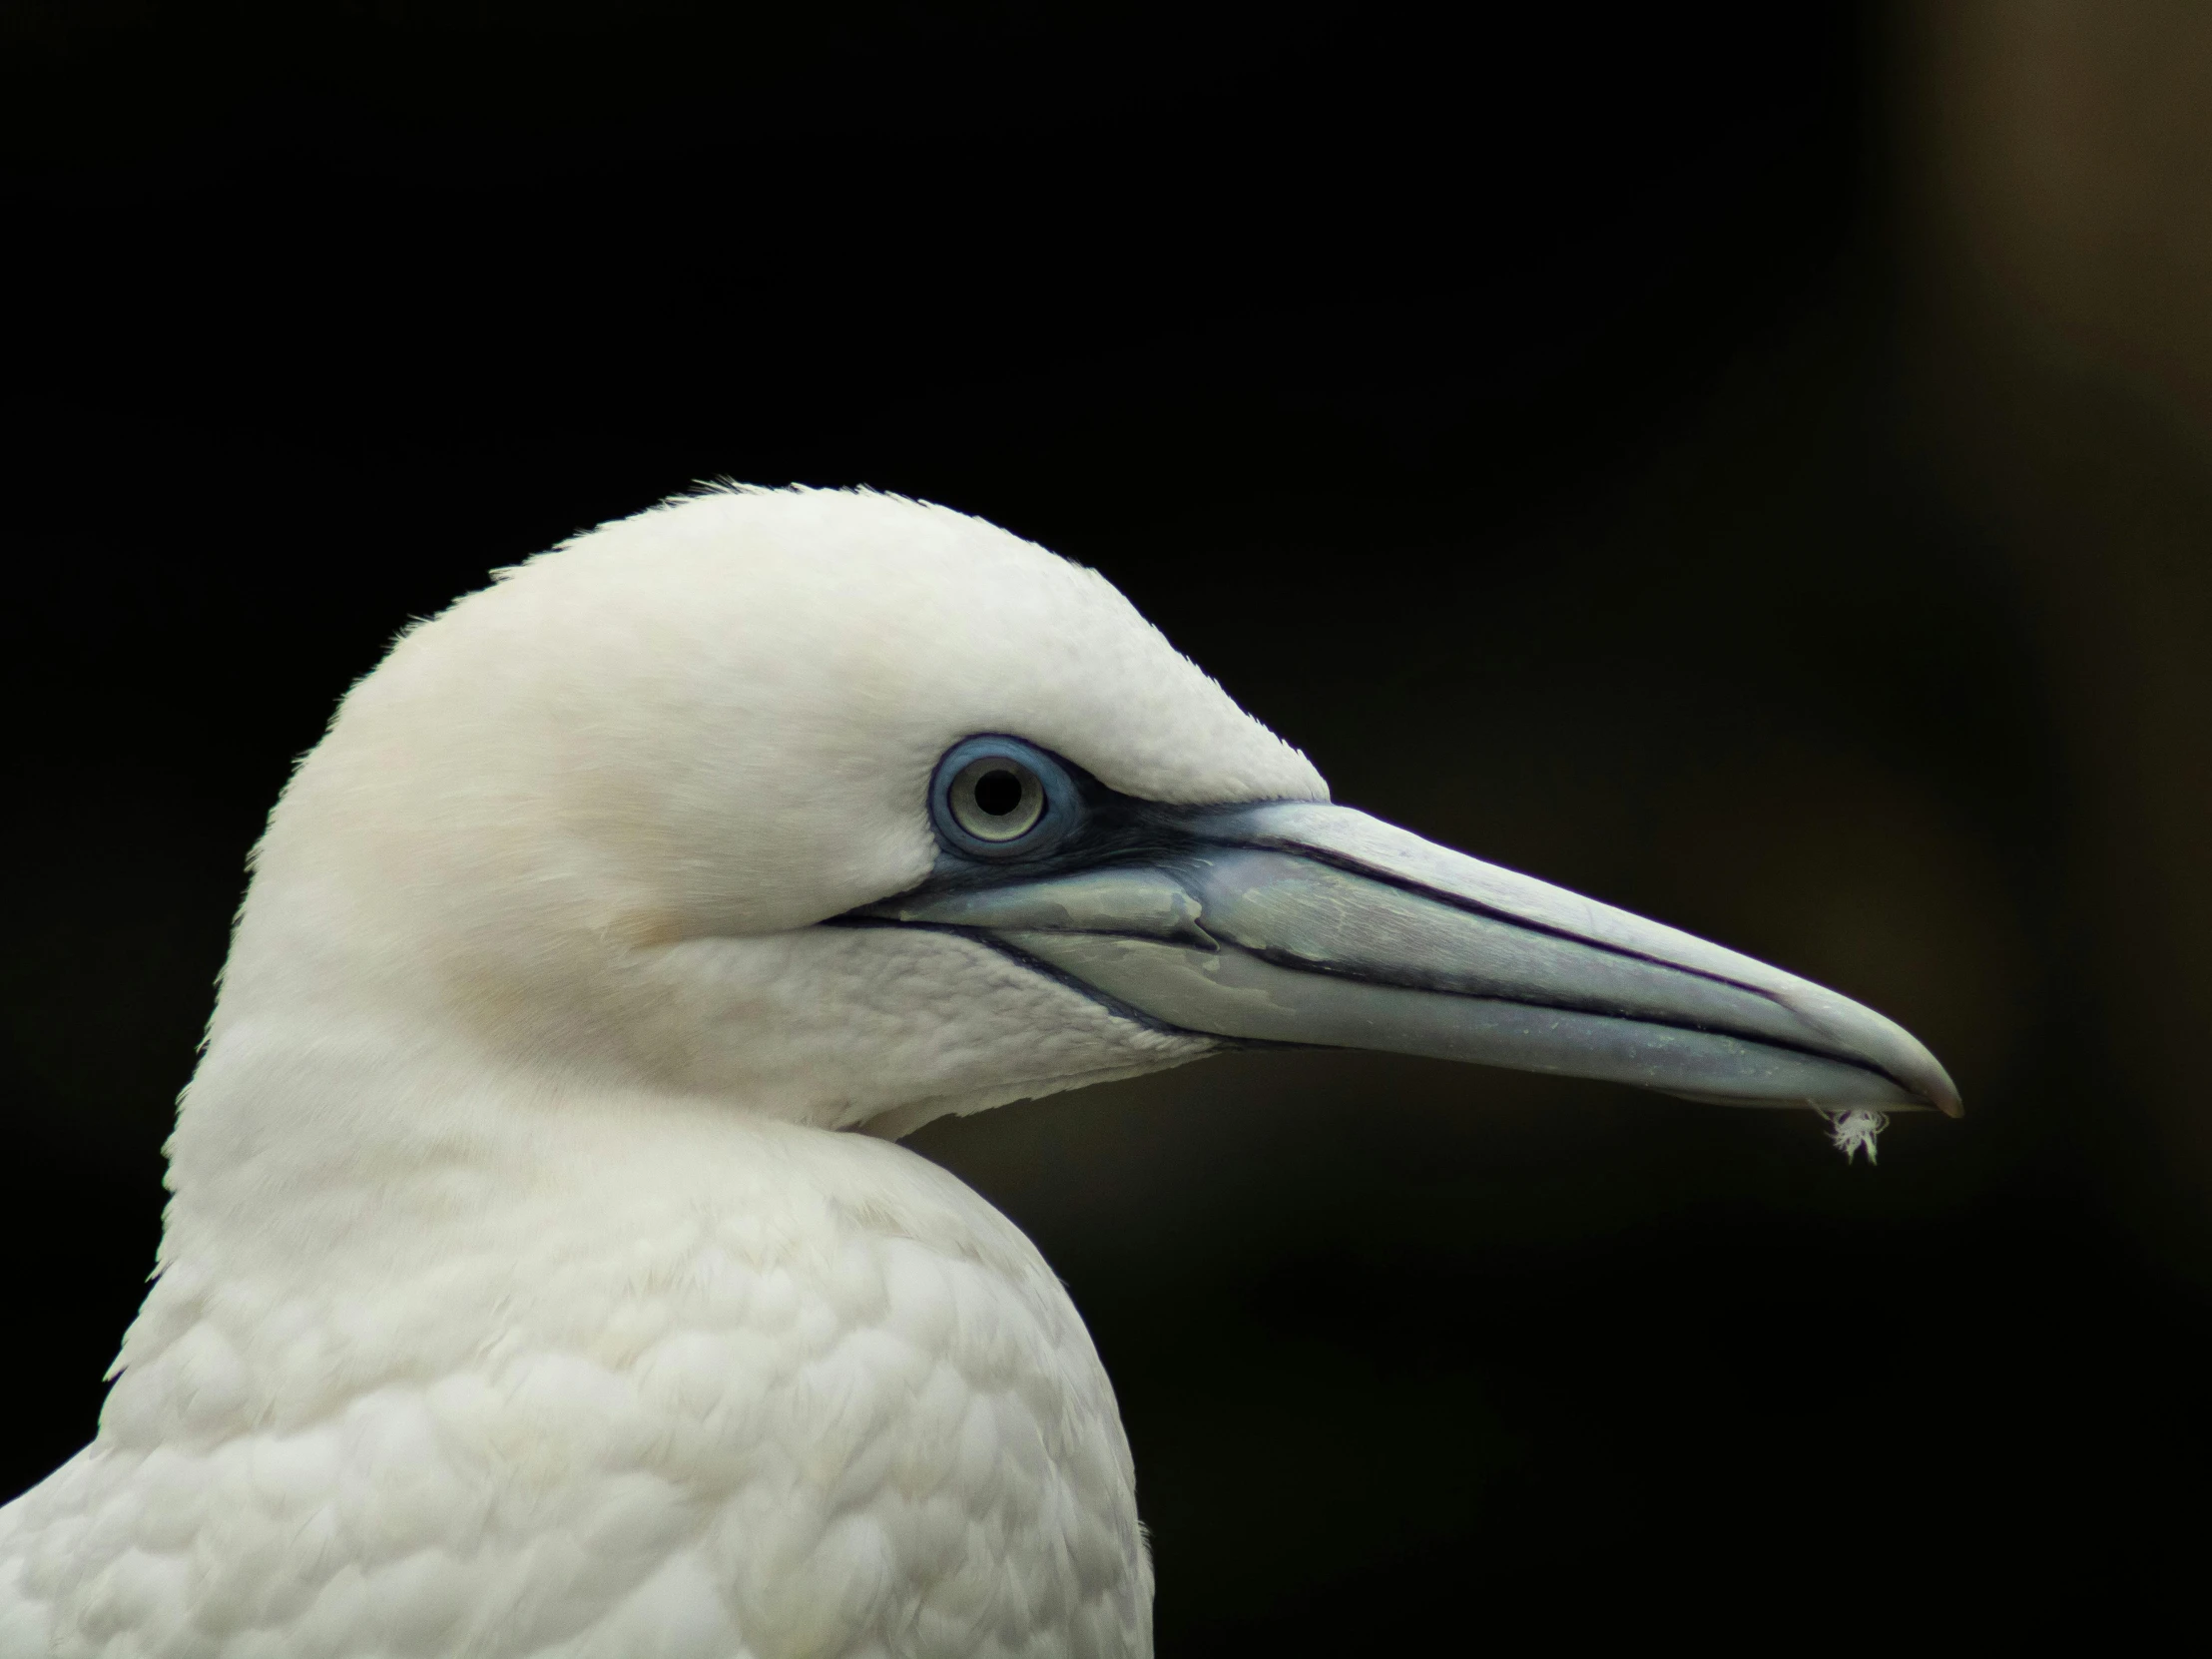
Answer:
(929, 736, 1080, 858)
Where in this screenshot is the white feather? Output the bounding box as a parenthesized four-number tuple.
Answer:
(2, 486, 1326, 1657)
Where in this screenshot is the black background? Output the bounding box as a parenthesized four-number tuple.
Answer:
(5, 2, 2209, 1647)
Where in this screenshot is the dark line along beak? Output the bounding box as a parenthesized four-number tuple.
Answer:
(860, 801, 1962, 1116)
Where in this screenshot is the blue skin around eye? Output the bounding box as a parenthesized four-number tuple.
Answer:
(929, 736, 1083, 860)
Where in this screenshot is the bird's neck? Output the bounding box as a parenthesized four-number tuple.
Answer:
(108, 1016, 1031, 1457)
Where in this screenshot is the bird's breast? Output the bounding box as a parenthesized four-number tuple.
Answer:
(3, 1116, 1152, 1658)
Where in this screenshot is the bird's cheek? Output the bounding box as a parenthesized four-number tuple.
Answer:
(616, 928, 1201, 1127)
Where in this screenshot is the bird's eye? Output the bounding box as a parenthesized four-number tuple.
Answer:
(929, 736, 1079, 858)
(949, 757, 1043, 841)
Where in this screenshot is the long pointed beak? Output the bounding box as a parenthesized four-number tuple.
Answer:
(865, 802, 1961, 1116)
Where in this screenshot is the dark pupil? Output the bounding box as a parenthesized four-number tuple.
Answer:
(973, 768, 1025, 817)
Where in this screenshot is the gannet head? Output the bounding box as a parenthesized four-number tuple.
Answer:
(209, 484, 1957, 1151)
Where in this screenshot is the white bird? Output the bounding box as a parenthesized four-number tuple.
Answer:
(0, 486, 1958, 1658)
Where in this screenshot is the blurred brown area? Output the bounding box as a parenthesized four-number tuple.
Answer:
(1906, 0, 2212, 1246)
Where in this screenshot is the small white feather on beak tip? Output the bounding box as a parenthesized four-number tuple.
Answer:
(1824, 1108, 1889, 1164)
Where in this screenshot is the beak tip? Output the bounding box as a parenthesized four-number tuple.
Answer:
(1917, 1066, 1965, 1118)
